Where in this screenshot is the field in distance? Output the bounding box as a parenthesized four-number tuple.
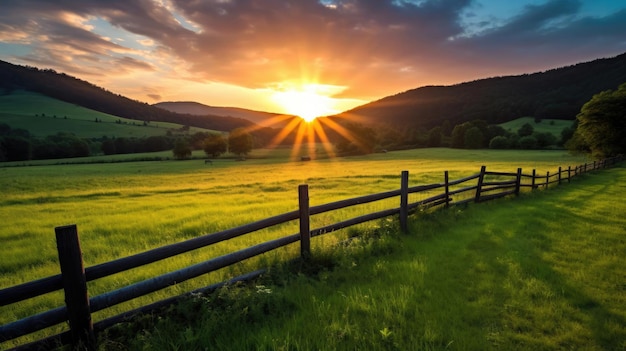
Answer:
(0, 148, 593, 347)
(0, 90, 215, 138)
(499, 116, 574, 137)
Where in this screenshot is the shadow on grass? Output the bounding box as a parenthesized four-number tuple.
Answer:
(488, 170, 625, 349)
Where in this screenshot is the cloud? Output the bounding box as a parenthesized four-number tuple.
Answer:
(454, 0, 626, 72)
(147, 93, 162, 101)
(0, 0, 625, 103)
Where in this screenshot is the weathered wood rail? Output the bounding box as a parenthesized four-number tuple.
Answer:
(0, 155, 623, 350)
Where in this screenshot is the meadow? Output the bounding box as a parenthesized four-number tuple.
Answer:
(499, 117, 574, 138)
(0, 90, 212, 138)
(0, 147, 613, 349)
(106, 162, 625, 351)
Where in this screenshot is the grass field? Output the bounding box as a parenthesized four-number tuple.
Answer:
(499, 117, 574, 138)
(104, 163, 626, 350)
(0, 90, 214, 138)
(0, 147, 611, 349)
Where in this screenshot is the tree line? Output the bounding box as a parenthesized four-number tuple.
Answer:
(341, 52, 626, 131)
(0, 123, 259, 162)
(2, 82, 623, 162)
(0, 60, 254, 132)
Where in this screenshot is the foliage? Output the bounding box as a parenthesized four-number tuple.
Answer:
(464, 126, 484, 149)
(172, 139, 192, 160)
(32, 132, 90, 159)
(489, 135, 509, 149)
(334, 122, 377, 155)
(203, 133, 228, 158)
(574, 83, 626, 158)
(517, 122, 534, 137)
(519, 135, 538, 149)
(499, 117, 574, 140)
(427, 126, 442, 147)
(342, 53, 626, 131)
(0, 135, 31, 161)
(450, 122, 471, 148)
(228, 128, 253, 156)
(451, 120, 489, 149)
(0, 61, 254, 132)
(533, 131, 557, 148)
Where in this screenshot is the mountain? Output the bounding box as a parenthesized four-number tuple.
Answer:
(154, 101, 298, 128)
(3, 52, 625, 138)
(336, 52, 626, 131)
(0, 60, 254, 132)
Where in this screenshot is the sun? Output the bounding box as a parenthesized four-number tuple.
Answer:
(272, 84, 338, 122)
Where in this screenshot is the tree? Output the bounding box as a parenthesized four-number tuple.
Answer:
(203, 134, 228, 158)
(560, 124, 576, 146)
(228, 128, 253, 157)
(144, 136, 171, 152)
(172, 139, 192, 160)
(489, 136, 509, 149)
(519, 135, 538, 149)
(427, 126, 442, 147)
(334, 122, 377, 154)
(450, 122, 471, 148)
(1, 136, 31, 161)
(463, 127, 484, 149)
(533, 132, 557, 148)
(101, 139, 116, 155)
(518, 123, 534, 137)
(574, 83, 626, 158)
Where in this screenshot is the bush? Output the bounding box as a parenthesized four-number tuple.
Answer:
(464, 127, 484, 149)
(489, 136, 509, 149)
(519, 135, 538, 149)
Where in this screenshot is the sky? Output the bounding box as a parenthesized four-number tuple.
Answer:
(1, 0, 625, 117)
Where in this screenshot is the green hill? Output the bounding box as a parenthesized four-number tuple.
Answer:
(337, 52, 626, 130)
(0, 90, 214, 138)
(499, 117, 574, 138)
(0, 60, 255, 132)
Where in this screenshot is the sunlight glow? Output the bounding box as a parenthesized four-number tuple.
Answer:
(272, 84, 339, 122)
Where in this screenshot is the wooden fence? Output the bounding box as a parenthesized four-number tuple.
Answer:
(0, 155, 623, 350)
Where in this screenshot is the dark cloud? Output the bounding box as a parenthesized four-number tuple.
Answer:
(0, 0, 625, 101)
(454, 1, 626, 74)
(147, 93, 161, 101)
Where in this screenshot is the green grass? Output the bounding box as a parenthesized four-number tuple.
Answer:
(0, 90, 214, 138)
(499, 117, 574, 137)
(102, 164, 626, 350)
(0, 148, 602, 348)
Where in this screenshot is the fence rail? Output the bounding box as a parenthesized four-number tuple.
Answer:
(1, 155, 623, 350)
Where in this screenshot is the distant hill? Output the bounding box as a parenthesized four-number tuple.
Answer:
(336, 52, 626, 131)
(154, 101, 298, 128)
(0, 90, 214, 138)
(0, 60, 254, 132)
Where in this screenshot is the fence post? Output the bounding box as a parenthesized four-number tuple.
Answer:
(531, 169, 536, 190)
(545, 171, 550, 188)
(567, 166, 571, 183)
(593, 160, 596, 170)
(298, 185, 311, 259)
(475, 166, 486, 203)
(515, 168, 522, 196)
(55, 225, 95, 351)
(400, 171, 409, 233)
(444, 171, 450, 208)
(558, 167, 562, 185)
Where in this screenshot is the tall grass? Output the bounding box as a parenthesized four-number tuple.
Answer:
(0, 148, 593, 348)
(101, 164, 625, 350)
